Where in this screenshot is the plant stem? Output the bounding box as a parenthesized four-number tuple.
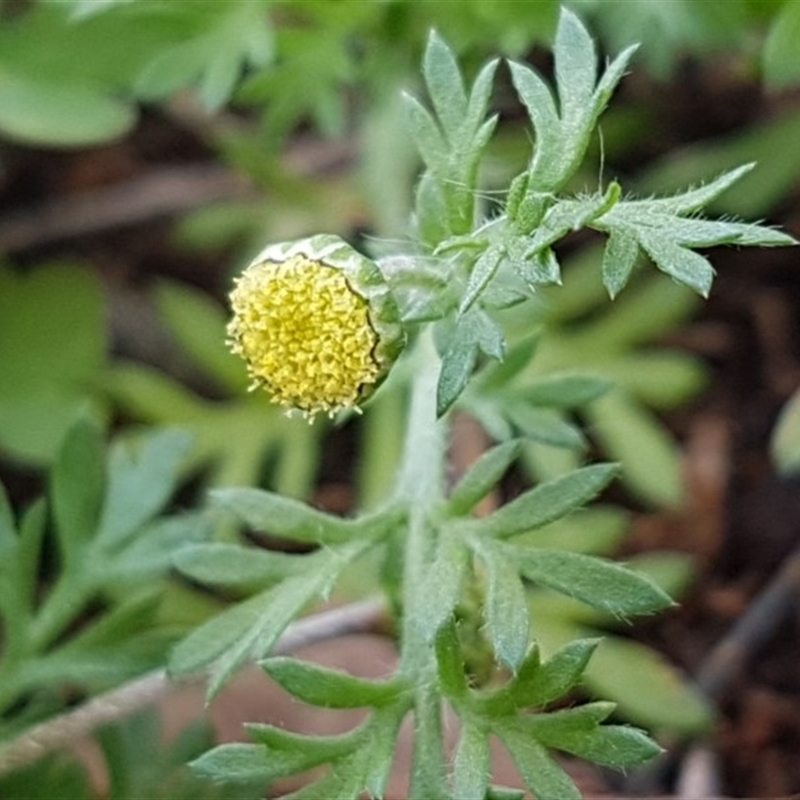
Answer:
(397, 334, 447, 671)
(395, 334, 451, 797)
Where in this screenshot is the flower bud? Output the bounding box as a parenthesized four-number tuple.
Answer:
(227, 234, 405, 417)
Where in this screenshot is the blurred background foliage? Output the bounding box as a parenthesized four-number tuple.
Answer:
(1, 0, 800, 795)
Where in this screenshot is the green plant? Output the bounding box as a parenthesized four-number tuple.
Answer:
(1, 4, 797, 797)
(164, 11, 793, 798)
(0, 419, 208, 741)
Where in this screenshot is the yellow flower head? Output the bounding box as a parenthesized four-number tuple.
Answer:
(227, 235, 405, 417)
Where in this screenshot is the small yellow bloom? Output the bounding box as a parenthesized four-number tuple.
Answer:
(227, 235, 404, 417)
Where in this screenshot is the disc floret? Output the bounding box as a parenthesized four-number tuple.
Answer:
(227, 235, 405, 417)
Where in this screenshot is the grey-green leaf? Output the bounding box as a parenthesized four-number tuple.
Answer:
(474, 540, 529, 670)
(554, 7, 596, 118)
(637, 229, 715, 297)
(173, 543, 304, 592)
(514, 548, 674, 616)
(448, 440, 521, 516)
(423, 30, 467, 141)
(51, 416, 105, 565)
(453, 719, 490, 800)
(507, 638, 601, 709)
(261, 657, 399, 709)
(496, 721, 581, 800)
(210, 488, 356, 545)
(602, 227, 639, 299)
(477, 464, 619, 539)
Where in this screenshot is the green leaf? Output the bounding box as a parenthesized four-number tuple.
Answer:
(402, 92, 447, 172)
(463, 57, 500, 145)
(14, 500, 47, 616)
(496, 720, 581, 800)
(636, 229, 715, 297)
(764, 0, 800, 89)
(423, 30, 467, 141)
(434, 621, 469, 700)
(770, 387, 800, 475)
(635, 163, 756, 216)
(584, 635, 714, 735)
(167, 585, 288, 680)
(525, 707, 662, 768)
(173, 543, 304, 592)
(504, 405, 586, 450)
(0, 69, 135, 146)
(261, 657, 399, 709)
(190, 742, 279, 787)
(409, 687, 450, 800)
(246, 723, 352, 760)
(0, 482, 14, 560)
(504, 638, 601, 709)
(474, 335, 539, 391)
(507, 61, 560, 190)
(602, 227, 639, 299)
(553, 7, 596, 119)
(51, 416, 106, 565)
(447, 440, 521, 516)
(529, 700, 616, 733)
(97, 429, 192, 547)
(156, 280, 247, 393)
(210, 488, 357, 546)
(453, 719, 490, 800)
(514, 548, 674, 616)
(100, 513, 210, 586)
(459, 245, 504, 315)
(418, 528, 470, 641)
(437, 324, 480, 417)
(514, 505, 629, 555)
(0, 263, 105, 464)
(586, 389, 684, 508)
(476, 464, 619, 539)
(518, 373, 611, 408)
(0, 753, 93, 800)
(473, 539, 529, 670)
